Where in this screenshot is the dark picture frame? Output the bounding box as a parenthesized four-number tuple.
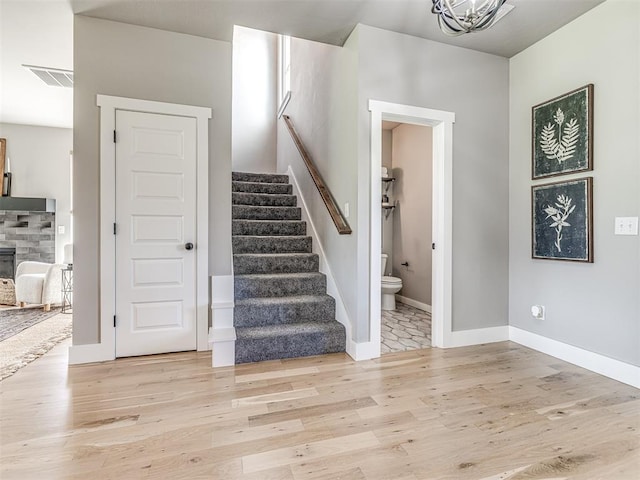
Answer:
(532, 177, 593, 263)
(532, 84, 593, 179)
(0, 138, 5, 182)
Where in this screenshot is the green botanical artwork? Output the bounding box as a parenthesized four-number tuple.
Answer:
(532, 84, 593, 179)
(532, 177, 593, 263)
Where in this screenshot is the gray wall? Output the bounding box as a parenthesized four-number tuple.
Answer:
(276, 34, 360, 332)
(391, 124, 432, 306)
(509, 1, 640, 365)
(278, 25, 509, 342)
(0, 123, 72, 263)
(232, 26, 278, 173)
(73, 16, 232, 344)
(356, 25, 510, 335)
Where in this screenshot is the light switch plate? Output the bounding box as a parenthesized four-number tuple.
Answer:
(614, 217, 638, 236)
(58, 225, 65, 235)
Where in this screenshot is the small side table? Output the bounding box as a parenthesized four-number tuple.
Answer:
(61, 266, 73, 314)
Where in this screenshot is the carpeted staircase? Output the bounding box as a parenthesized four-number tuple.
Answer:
(232, 171, 346, 364)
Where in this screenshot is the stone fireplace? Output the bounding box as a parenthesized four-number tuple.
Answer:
(0, 197, 56, 271)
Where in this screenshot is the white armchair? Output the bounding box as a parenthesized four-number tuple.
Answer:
(15, 261, 64, 311)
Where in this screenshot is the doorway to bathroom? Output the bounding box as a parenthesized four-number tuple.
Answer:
(368, 100, 455, 355)
(380, 121, 433, 353)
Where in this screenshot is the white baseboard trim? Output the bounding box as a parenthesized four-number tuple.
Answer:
(210, 274, 235, 366)
(395, 295, 431, 313)
(447, 326, 509, 348)
(68, 343, 114, 365)
(347, 339, 380, 361)
(287, 166, 357, 361)
(509, 327, 640, 389)
(208, 327, 236, 367)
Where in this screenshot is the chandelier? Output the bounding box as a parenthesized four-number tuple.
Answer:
(431, 0, 508, 36)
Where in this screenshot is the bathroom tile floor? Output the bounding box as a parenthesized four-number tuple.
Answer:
(381, 301, 431, 354)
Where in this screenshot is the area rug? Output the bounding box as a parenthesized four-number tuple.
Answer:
(0, 307, 62, 341)
(0, 313, 72, 381)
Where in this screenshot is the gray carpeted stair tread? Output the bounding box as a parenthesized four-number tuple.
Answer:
(232, 172, 289, 184)
(234, 294, 336, 327)
(232, 181, 292, 195)
(232, 192, 297, 207)
(237, 321, 344, 339)
(235, 294, 334, 308)
(232, 205, 301, 221)
(232, 235, 312, 254)
(232, 219, 306, 236)
(230, 171, 345, 363)
(235, 321, 346, 364)
(235, 272, 326, 299)
(233, 253, 319, 274)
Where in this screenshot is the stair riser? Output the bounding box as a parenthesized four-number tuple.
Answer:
(235, 275, 326, 299)
(235, 327, 346, 364)
(232, 220, 306, 236)
(232, 181, 292, 195)
(232, 172, 289, 184)
(234, 298, 336, 327)
(233, 254, 319, 274)
(232, 192, 297, 207)
(232, 206, 301, 221)
(232, 236, 312, 254)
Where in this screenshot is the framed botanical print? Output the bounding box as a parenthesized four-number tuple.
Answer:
(532, 84, 593, 179)
(532, 177, 593, 262)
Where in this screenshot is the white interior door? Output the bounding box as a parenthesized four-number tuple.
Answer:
(115, 110, 197, 357)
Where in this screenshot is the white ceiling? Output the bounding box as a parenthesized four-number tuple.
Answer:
(0, 0, 74, 129)
(1, 0, 605, 129)
(70, 0, 604, 57)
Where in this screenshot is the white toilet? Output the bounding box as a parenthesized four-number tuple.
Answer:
(381, 254, 403, 310)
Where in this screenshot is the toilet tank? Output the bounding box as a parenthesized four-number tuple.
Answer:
(381, 253, 388, 276)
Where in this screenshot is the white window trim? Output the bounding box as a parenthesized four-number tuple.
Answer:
(278, 34, 291, 117)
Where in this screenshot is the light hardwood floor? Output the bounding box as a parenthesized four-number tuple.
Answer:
(0, 339, 638, 479)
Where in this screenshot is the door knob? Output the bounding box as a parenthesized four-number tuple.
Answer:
(185, 242, 194, 250)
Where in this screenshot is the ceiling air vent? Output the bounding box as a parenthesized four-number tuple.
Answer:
(23, 64, 73, 88)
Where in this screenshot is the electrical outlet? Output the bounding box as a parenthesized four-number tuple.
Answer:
(531, 305, 545, 320)
(58, 225, 65, 234)
(614, 217, 638, 235)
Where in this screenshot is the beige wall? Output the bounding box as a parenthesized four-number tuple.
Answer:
(381, 129, 392, 169)
(390, 124, 432, 306)
(0, 123, 73, 263)
(73, 16, 232, 344)
(381, 129, 394, 272)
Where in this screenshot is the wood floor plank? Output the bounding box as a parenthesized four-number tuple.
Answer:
(0, 339, 638, 479)
(235, 366, 320, 384)
(241, 431, 380, 473)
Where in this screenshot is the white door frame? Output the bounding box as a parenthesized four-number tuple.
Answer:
(97, 95, 211, 360)
(369, 100, 455, 350)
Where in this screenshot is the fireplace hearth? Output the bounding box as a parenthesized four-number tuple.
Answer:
(0, 247, 16, 280)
